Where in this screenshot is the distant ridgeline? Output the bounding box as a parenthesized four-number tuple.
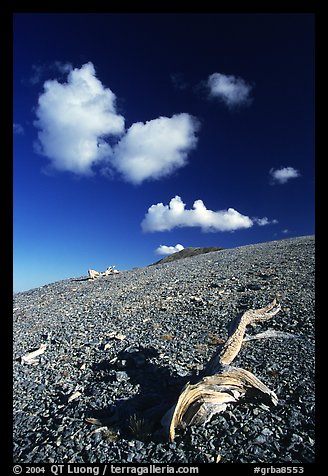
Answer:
(150, 247, 224, 266)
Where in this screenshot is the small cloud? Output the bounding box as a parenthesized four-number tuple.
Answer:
(112, 114, 200, 184)
(13, 123, 24, 135)
(282, 229, 289, 234)
(207, 72, 253, 108)
(155, 244, 185, 255)
(34, 62, 125, 175)
(270, 166, 300, 184)
(141, 195, 253, 233)
(29, 64, 44, 85)
(53, 61, 73, 74)
(27, 61, 73, 85)
(170, 72, 188, 90)
(253, 217, 278, 226)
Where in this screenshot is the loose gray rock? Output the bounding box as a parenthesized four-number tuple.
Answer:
(13, 236, 315, 463)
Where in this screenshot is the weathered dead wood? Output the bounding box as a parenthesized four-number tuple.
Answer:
(165, 298, 282, 441)
(88, 266, 119, 280)
(20, 343, 47, 365)
(207, 298, 281, 371)
(88, 269, 101, 280)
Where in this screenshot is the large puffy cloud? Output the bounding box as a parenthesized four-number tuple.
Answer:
(34, 63, 200, 182)
(269, 166, 300, 184)
(34, 62, 125, 175)
(141, 196, 254, 232)
(111, 114, 200, 184)
(155, 244, 185, 255)
(207, 72, 252, 107)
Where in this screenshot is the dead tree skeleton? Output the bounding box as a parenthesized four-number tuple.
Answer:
(163, 298, 283, 441)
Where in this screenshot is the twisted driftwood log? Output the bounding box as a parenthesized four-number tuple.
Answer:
(164, 298, 282, 441)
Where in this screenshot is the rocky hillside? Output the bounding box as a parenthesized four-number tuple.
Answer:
(151, 246, 224, 265)
(13, 236, 315, 464)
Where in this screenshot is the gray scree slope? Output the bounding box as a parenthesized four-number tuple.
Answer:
(13, 236, 315, 463)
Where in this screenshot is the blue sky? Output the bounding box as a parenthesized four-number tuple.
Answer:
(13, 13, 315, 292)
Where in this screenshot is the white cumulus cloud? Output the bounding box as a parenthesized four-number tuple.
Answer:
(34, 63, 200, 182)
(141, 195, 254, 232)
(269, 166, 300, 184)
(34, 62, 125, 175)
(111, 114, 200, 184)
(207, 72, 252, 107)
(253, 217, 278, 226)
(155, 244, 185, 255)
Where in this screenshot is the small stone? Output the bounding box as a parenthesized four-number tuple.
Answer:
(115, 334, 126, 341)
(67, 391, 82, 403)
(254, 435, 267, 444)
(116, 359, 127, 369)
(261, 427, 273, 436)
(210, 282, 220, 288)
(190, 296, 203, 302)
(135, 440, 144, 450)
(247, 283, 262, 291)
(116, 371, 129, 381)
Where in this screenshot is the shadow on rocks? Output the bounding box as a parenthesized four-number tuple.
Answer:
(85, 346, 193, 442)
